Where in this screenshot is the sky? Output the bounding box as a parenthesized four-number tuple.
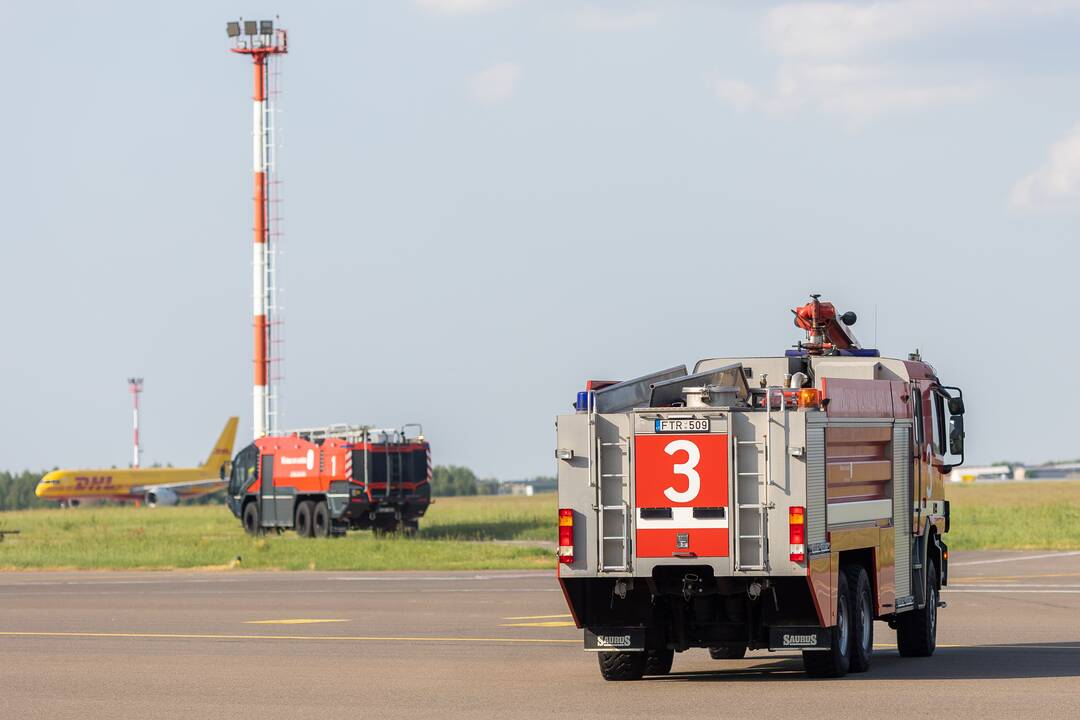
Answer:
(2, 1, 1080, 478)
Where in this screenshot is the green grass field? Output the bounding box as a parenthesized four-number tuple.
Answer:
(0, 494, 557, 571)
(947, 480, 1080, 551)
(0, 482, 1076, 570)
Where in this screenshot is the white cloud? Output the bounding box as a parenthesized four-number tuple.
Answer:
(708, 0, 1080, 123)
(771, 63, 981, 123)
(415, 0, 511, 15)
(572, 7, 660, 31)
(709, 78, 759, 112)
(765, 0, 1080, 58)
(711, 63, 980, 124)
(1010, 125, 1080, 211)
(468, 63, 520, 104)
(764, 1, 971, 59)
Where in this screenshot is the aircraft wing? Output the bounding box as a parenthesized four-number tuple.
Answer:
(129, 479, 226, 495)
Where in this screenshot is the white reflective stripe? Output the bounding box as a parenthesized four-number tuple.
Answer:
(253, 243, 266, 315)
(252, 390, 266, 439)
(326, 493, 350, 498)
(636, 506, 728, 529)
(252, 100, 265, 172)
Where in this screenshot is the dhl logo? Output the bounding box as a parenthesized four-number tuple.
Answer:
(73, 476, 115, 491)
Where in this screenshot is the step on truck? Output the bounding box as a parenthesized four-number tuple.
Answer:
(555, 296, 965, 680)
(227, 424, 431, 537)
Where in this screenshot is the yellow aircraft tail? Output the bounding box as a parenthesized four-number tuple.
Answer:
(203, 417, 240, 475)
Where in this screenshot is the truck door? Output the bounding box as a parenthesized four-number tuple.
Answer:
(911, 381, 925, 533)
(388, 449, 402, 497)
(260, 455, 276, 527)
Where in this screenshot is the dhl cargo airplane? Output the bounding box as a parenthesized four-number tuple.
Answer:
(35, 417, 239, 507)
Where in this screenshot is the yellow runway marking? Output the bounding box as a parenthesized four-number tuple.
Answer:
(0, 630, 579, 645)
(244, 619, 348, 625)
(952, 572, 1080, 583)
(502, 614, 573, 621)
(2, 632, 1075, 652)
(873, 643, 962, 649)
(499, 621, 576, 628)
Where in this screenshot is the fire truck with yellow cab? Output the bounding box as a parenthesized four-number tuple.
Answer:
(555, 296, 965, 679)
(227, 424, 431, 537)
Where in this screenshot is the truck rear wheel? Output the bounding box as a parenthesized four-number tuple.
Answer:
(708, 643, 747, 660)
(643, 647, 674, 676)
(897, 559, 938, 657)
(312, 501, 330, 538)
(295, 501, 314, 538)
(803, 570, 851, 678)
(598, 651, 647, 681)
(242, 502, 262, 536)
(846, 565, 874, 673)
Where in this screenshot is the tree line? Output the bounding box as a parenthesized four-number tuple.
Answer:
(0, 471, 49, 512)
(0, 466, 554, 510)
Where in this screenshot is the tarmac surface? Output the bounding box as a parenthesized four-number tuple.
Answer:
(2, 550, 1079, 719)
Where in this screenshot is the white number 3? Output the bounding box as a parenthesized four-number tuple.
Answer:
(663, 440, 700, 503)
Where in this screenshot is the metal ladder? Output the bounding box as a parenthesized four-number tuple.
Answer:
(734, 388, 783, 572)
(589, 400, 630, 572)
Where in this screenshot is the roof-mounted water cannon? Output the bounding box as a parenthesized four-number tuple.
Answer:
(792, 294, 861, 356)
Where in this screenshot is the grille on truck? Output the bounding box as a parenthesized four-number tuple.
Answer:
(351, 451, 365, 483)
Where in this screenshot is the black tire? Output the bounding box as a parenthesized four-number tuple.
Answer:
(643, 647, 674, 676)
(846, 565, 874, 673)
(708, 643, 748, 660)
(242, 502, 262, 536)
(312, 501, 331, 538)
(401, 520, 419, 537)
(897, 559, 938, 657)
(598, 651, 647, 681)
(803, 570, 852, 678)
(294, 501, 314, 538)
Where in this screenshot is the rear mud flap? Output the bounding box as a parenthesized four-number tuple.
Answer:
(584, 628, 646, 652)
(768, 626, 831, 651)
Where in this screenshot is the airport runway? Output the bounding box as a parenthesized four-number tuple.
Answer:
(1, 550, 1079, 719)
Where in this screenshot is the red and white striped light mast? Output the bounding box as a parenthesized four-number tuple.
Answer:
(127, 378, 143, 468)
(227, 18, 287, 439)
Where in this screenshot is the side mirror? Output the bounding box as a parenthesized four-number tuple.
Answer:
(949, 414, 965, 456)
(948, 396, 965, 416)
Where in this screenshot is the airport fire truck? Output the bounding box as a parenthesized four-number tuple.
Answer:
(555, 296, 965, 679)
(226, 424, 431, 537)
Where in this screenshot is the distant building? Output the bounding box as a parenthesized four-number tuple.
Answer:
(1016, 463, 1080, 481)
(498, 477, 557, 496)
(948, 465, 1014, 483)
(949, 462, 1080, 483)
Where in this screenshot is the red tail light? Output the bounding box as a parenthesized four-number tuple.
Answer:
(789, 505, 806, 563)
(558, 508, 574, 564)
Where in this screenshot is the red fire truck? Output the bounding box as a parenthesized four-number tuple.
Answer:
(226, 424, 431, 537)
(556, 296, 965, 679)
